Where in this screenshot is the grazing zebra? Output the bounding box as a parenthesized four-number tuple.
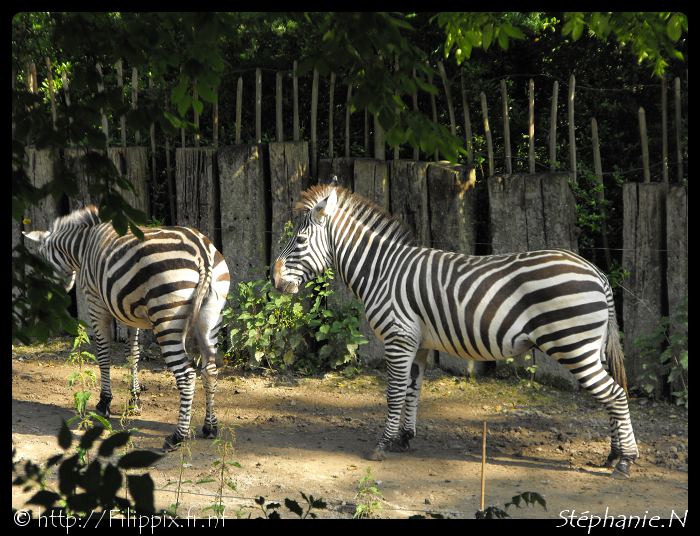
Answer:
(24, 205, 230, 452)
(272, 179, 639, 478)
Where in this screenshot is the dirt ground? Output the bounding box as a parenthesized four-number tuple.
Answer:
(13, 336, 688, 521)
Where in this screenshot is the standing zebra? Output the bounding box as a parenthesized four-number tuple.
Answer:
(272, 179, 638, 478)
(24, 205, 230, 452)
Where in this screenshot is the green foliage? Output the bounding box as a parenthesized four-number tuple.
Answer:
(199, 421, 243, 519)
(225, 227, 368, 375)
(252, 493, 327, 519)
(12, 421, 162, 518)
(64, 324, 101, 436)
(354, 466, 385, 519)
(633, 295, 688, 407)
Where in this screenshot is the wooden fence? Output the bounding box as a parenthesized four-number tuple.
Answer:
(16, 59, 688, 391)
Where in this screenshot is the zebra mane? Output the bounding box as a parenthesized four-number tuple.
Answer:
(51, 205, 101, 233)
(295, 184, 415, 246)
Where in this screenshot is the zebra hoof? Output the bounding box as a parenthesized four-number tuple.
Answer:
(162, 433, 184, 453)
(611, 458, 632, 479)
(370, 446, 388, 461)
(95, 400, 111, 419)
(126, 398, 143, 416)
(388, 437, 410, 452)
(202, 423, 218, 440)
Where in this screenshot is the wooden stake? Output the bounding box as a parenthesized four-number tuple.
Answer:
(481, 421, 486, 512)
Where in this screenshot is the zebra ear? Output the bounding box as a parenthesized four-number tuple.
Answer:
(23, 230, 46, 243)
(330, 176, 338, 187)
(312, 189, 338, 220)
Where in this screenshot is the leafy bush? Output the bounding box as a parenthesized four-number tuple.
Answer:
(225, 268, 368, 375)
(633, 295, 688, 407)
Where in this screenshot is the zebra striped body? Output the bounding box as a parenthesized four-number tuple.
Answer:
(272, 182, 638, 478)
(24, 206, 230, 451)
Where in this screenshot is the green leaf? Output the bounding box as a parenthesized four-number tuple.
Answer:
(667, 14, 681, 42)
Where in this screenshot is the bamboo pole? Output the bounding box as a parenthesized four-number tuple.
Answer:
(276, 71, 283, 142)
(480, 92, 493, 177)
(550, 81, 559, 171)
(150, 77, 157, 218)
(364, 108, 369, 157)
(568, 75, 576, 183)
(461, 71, 473, 167)
(639, 107, 650, 183)
(394, 56, 400, 160)
(236, 77, 242, 145)
(501, 79, 511, 174)
(528, 78, 535, 173)
(591, 118, 612, 270)
(165, 102, 174, 223)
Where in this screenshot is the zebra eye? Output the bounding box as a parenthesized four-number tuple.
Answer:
(296, 233, 308, 245)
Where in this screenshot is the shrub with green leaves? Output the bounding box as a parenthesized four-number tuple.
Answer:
(225, 268, 368, 375)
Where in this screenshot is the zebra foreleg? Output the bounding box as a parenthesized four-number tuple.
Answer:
(389, 349, 429, 452)
(91, 310, 115, 419)
(371, 343, 416, 460)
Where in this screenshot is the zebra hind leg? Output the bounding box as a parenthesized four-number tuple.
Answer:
(389, 349, 429, 453)
(126, 327, 143, 416)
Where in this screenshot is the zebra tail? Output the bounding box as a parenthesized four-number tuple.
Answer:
(184, 255, 215, 362)
(606, 312, 628, 395)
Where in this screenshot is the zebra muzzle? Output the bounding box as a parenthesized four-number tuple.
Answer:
(271, 259, 299, 294)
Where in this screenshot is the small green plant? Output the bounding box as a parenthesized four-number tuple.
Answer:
(354, 466, 384, 519)
(65, 322, 98, 424)
(633, 295, 688, 407)
(12, 421, 162, 518)
(200, 420, 243, 519)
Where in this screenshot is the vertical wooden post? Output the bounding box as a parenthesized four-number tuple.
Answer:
(480, 92, 493, 177)
(364, 108, 369, 157)
(501, 79, 511, 174)
(255, 68, 262, 144)
(193, 79, 200, 147)
(550, 81, 559, 171)
(662, 74, 668, 183)
(528, 79, 535, 173)
(461, 71, 473, 167)
(345, 83, 352, 157)
(213, 86, 219, 148)
(62, 70, 73, 145)
(149, 77, 157, 219)
(394, 56, 400, 160)
(96, 63, 109, 148)
(293, 61, 300, 142)
(236, 77, 242, 145)
(117, 61, 126, 147)
(438, 61, 457, 138)
(639, 107, 650, 183)
(132, 68, 139, 145)
(45, 57, 57, 130)
(165, 103, 175, 223)
(428, 65, 438, 162)
(276, 71, 283, 142)
(413, 68, 419, 160)
(568, 75, 576, 183)
(480, 421, 486, 512)
(329, 72, 335, 157)
(674, 77, 682, 182)
(591, 118, 612, 270)
(311, 68, 319, 179)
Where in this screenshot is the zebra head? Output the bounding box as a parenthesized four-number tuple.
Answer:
(271, 179, 339, 295)
(23, 228, 78, 292)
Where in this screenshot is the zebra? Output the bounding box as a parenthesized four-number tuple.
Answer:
(271, 178, 639, 478)
(24, 205, 230, 452)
